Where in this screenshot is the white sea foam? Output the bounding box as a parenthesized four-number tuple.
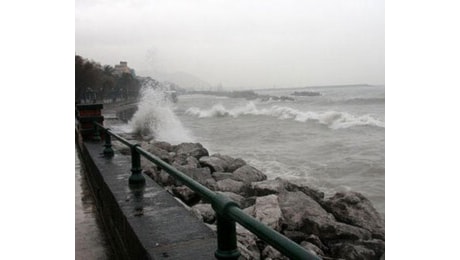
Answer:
(186, 102, 384, 129)
(129, 85, 194, 144)
(247, 158, 312, 180)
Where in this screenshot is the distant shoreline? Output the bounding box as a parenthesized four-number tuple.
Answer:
(252, 83, 381, 92)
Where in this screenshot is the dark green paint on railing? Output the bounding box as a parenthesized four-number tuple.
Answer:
(102, 128, 114, 157)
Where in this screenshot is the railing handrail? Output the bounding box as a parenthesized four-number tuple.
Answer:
(93, 121, 320, 260)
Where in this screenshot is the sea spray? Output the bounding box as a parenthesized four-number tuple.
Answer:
(186, 102, 385, 129)
(129, 84, 194, 144)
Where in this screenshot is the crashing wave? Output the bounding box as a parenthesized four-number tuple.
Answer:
(185, 102, 384, 129)
(129, 83, 194, 143)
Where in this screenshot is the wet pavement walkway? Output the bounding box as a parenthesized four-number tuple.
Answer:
(75, 147, 114, 259)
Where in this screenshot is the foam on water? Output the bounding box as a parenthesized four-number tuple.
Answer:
(247, 158, 312, 180)
(186, 102, 384, 129)
(129, 85, 194, 144)
(178, 86, 385, 215)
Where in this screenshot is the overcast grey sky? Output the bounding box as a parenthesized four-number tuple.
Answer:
(76, 0, 384, 89)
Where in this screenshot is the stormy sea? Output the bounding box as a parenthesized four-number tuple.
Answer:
(125, 84, 385, 216)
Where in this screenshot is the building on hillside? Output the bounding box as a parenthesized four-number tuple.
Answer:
(114, 61, 136, 76)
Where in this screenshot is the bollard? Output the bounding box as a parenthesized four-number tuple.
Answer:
(129, 144, 146, 186)
(103, 129, 114, 157)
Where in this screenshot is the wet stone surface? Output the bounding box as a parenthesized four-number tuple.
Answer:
(75, 148, 114, 259)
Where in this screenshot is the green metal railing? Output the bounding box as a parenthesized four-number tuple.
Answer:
(93, 122, 320, 260)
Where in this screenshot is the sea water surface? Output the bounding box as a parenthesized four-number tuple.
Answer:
(125, 84, 385, 216)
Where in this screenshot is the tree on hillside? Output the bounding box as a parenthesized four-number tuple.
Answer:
(75, 55, 100, 102)
(75, 55, 142, 103)
(103, 65, 115, 76)
(117, 72, 140, 100)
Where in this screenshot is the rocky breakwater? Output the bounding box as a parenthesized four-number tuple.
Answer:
(127, 140, 384, 260)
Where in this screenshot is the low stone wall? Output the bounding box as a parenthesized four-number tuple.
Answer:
(76, 134, 217, 259)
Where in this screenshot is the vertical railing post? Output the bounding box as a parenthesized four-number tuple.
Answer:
(103, 129, 114, 157)
(92, 122, 101, 141)
(129, 144, 145, 186)
(213, 194, 241, 260)
(215, 214, 240, 260)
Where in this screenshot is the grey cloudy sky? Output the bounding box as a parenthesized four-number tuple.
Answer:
(76, 0, 384, 89)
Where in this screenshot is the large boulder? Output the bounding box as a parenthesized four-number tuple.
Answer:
(211, 153, 234, 170)
(215, 192, 248, 208)
(250, 178, 289, 196)
(284, 180, 325, 203)
(171, 153, 188, 165)
(216, 179, 249, 195)
(249, 178, 324, 202)
(212, 172, 236, 182)
(232, 165, 267, 183)
(227, 158, 247, 172)
(278, 191, 371, 241)
(212, 153, 248, 172)
(172, 154, 200, 168)
(171, 185, 201, 206)
(329, 242, 377, 260)
(281, 232, 329, 254)
(282, 230, 308, 244)
(211, 153, 234, 162)
(151, 141, 173, 152)
(141, 142, 172, 163)
(252, 194, 283, 231)
(190, 203, 216, 224)
(236, 224, 260, 260)
(216, 191, 244, 202)
(199, 156, 228, 173)
(311, 220, 372, 241)
(322, 191, 385, 239)
(304, 234, 329, 253)
(261, 245, 288, 260)
(173, 165, 214, 187)
(142, 164, 160, 181)
(353, 239, 385, 258)
(185, 156, 200, 168)
(157, 169, 177, 186)
(173, 142, 209, 159)
(300, 241, 324, 258)
(278, 191, 332, 232)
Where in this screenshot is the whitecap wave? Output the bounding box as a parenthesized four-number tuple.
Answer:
(185, 102, 384, 129)
(129, 83, 194, 144)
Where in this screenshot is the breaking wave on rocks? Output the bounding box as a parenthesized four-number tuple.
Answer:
(129, 85, 194, 144)
(186, 102, 384, 129)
